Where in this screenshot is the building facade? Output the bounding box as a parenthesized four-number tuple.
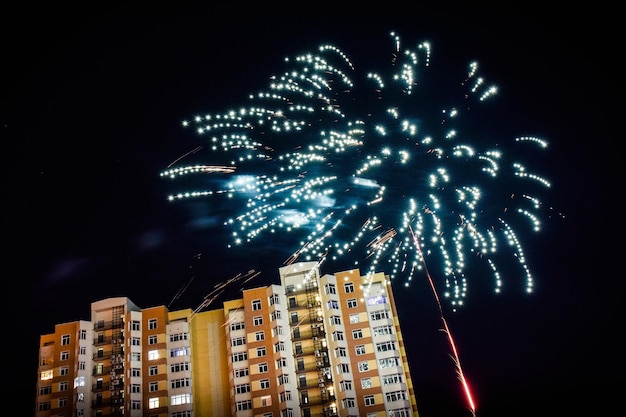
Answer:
(35, 262, 418, 417)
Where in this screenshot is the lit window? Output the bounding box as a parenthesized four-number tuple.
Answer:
(148, 350, 159, 360)
(41, 370, 53, 381)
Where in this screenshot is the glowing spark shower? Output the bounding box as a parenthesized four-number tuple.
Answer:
(161, 31, 561, 312)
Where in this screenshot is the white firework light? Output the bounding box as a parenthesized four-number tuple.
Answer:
(161, 31, 557, 312)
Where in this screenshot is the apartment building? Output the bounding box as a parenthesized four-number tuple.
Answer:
(35, 262, 418, 417)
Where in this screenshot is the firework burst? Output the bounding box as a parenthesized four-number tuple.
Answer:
(161, 31, 559, 312)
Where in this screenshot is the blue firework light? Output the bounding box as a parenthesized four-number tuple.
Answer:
(161, 31, 557, 310)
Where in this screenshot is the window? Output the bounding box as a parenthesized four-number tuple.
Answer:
(234, 367, 249, 378)
(355, 345, 366, 355)
(230, 321, 245, 331)
(276, 357, 287, 369)
(370, 309, 390, 321)
(258, 362, 268, 373)
(290, 312, 299, 324)
(60, 351, 69, 361)
(299, 374, 307, 388)
(149, 366, 158, 376)
(236, 400, 253, 411)
(261, 395, 272, 406)
(131, 337, 141, 346)
(379, 357, 400, 368)
(339, 380, 353, 391)
(324, 283, 336, 294)
(171, 362, 190, 372)
(367, 295, 387, 305)
(327, 299, 339, 309)
(79, 346, 86, 355)
(38, 402, 51, 411)
(131, 352, 141, 361)
(61, 334, 70, 345)
(382, 373, 403, 385)
(260, 379, 270, 389)
(358, 361, 369, 372)
(131, 320, 140, 331)
(74, 376, 85, 387)
(269, 293, 280, 305)
(80, 329, 87, 339)
(352, 329, 363, 339)
(58, 397, 67, 407)
(279, 390, 292, 402)
(131, 384, 140, 393)
(373, 325, 394, 336)
(275, 341, 285, 352)
(344, 282, 355, 293)
(335, 347, 347, 357)
(171, 394, 192, 405)
(236, 383, 251, 394)
(347, 298, 357, 308)
(232, 336, 246, 346)
(169, 332, 189, 342)
(252, 299, 262, 311)
(149, 397, 159, 409)
(257, 347, 267, 357)
(40, 370, 53, 380)
(342, 398, 356, 408)
(39, 385, 52, 395)
(364, 395, 375, 406)
(273, 325, 284, 336)
(232, 352, 248, 362)
(171, 378, 191, 389)
(330, 315, 341, 325)
(386, 391, 408, 401)
(148, 318, 157, 330)
(148, 335, 157, 345)
(253, 316, 263, 326)
(271, 310, 282, 321)
(132, 368, 140, 377)
(255, 331, 265, 341)
(376, 341, 396, 352)
(60, 366, 69, 376)
(170, 347, 190, 357)
(149, 382, 158, 392)
(131, 400, 141, 410)
(349, 314, 360, 323)
(59, 381, 68, 391)
(289, 297, 297, 308)
(338, 363, 350, 374)
(148, 350, 159, 360)
(361, 377, 372, 389)
(278, 374, 290, 385)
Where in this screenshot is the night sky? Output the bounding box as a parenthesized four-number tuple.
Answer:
(10, 11, 617, 417)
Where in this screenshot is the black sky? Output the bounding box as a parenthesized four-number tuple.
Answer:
(9, 11, 618, 417)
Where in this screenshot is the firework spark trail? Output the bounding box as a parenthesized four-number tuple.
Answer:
(410, 224, 477, 416)
(161, 30, 560, 312)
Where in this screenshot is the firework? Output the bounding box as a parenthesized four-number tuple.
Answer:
(161, 31, 559, 312)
